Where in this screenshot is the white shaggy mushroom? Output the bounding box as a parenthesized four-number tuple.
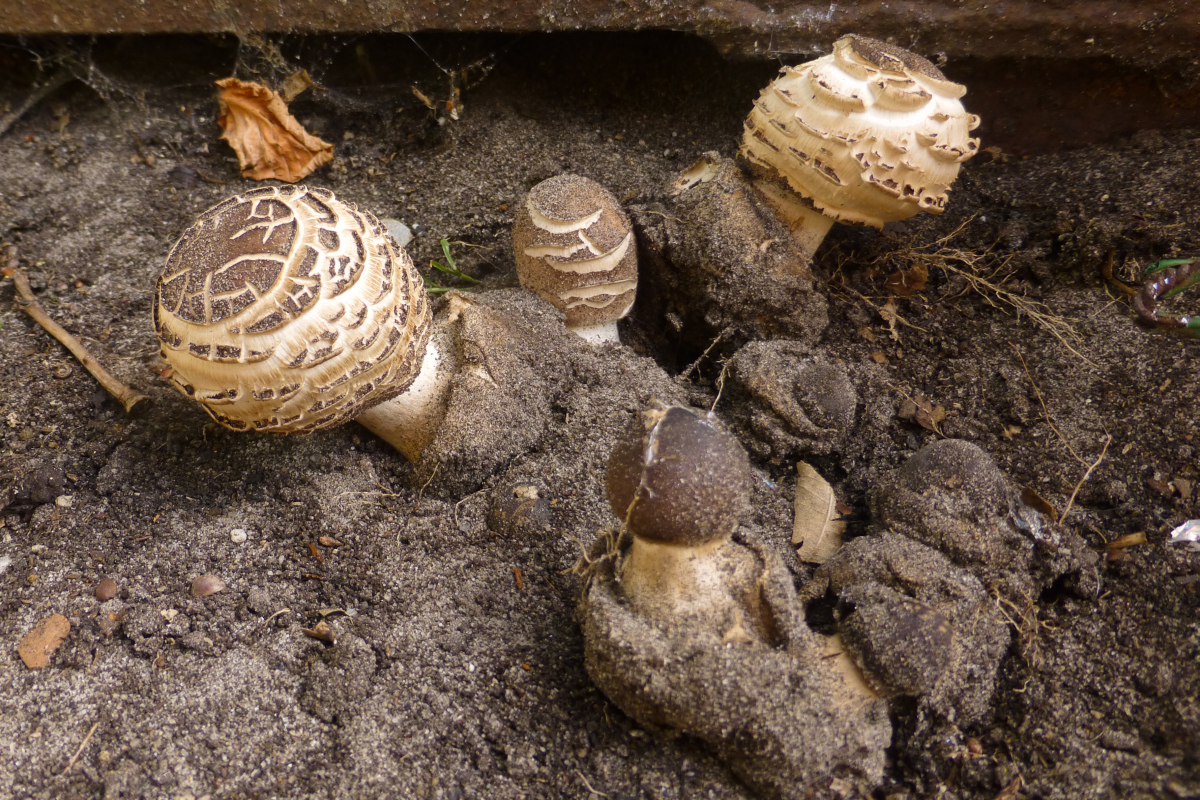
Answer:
(153, 185, 454, 461)
(512, 174, 638, 344)
(739, 34, 981, 258)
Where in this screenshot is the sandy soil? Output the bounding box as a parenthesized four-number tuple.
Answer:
(1, 32, 1198, 800)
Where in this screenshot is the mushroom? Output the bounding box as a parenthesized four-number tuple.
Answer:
(738, 34, 981, 259)
(154, 185, 454, 461)
(605, 402, 764, 630)
(512, 174, 638, 344)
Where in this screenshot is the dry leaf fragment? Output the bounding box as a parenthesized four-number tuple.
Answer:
(216, 77, 333, 183)
(878, 298, 901, 341)
(279, 69, 317, 103)
(18, 613, 70, 669)
(1105, 532, 1147, 551)
(302, 620, 336, 644)
(793, 462, 846, 564)
(885, 262, 929, 297)
(897, 393, 945, 433)
(1020, 486, 1060, 521)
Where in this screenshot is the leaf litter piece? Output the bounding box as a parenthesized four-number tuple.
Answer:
(18, 613, 71, 669)
(216, 77, 333, 183)
(793, 461, 845, 564)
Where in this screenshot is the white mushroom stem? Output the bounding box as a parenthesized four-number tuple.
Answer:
(355, 334, 456, 462)
(568, 320, 621, 345)
(620, 535, 735, 617)
(751, 178, 836, 261)
(821, 633, 882, 705)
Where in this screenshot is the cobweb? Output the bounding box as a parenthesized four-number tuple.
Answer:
(1, 30, 522, 135)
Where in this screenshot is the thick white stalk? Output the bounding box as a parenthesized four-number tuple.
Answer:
(355, 334, 455, 462)
(620, 535, 733, 617)
(751, 179, 836, 262)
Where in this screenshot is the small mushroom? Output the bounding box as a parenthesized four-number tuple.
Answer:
(738, 34, 980, 258)
(154, 185, 454, 461)
(512, 174, 638, 344)
(605, 402, 759, 626)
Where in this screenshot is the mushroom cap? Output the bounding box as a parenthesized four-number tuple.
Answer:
(606, 403, 753, 547)
(154, 185, 431, 434)
(739, 34, 981, 228)
(512, 174, 638, 330)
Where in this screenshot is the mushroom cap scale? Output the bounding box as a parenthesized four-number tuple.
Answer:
(739, 34, 981, 228)
(606, 404, 753, 547)
(154, 185, 431, 434)
(512, 174, 638, 331)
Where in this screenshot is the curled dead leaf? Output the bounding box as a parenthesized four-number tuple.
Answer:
(216, 77, 333, 183)
(279, 69, 317, 103)
(1020, 486, 1059, 521)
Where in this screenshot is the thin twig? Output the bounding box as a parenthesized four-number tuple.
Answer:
(1060, 435, 1111, 523)
(5, 267, 152, 415)
(841, 285, 929, 333)
(1009, 344, 1086, 467)
(61, 721, 99, 775)
(679, 329, 727, 380)
(576, 770, 609, 798)
(0, 68, 74, 137)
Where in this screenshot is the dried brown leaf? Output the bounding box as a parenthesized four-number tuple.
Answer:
(279, 69, 317, 103)
(915, 400, 946, 432)
(216, 77, 333, 183)
(885, 262, 928, 297)
(793, 462, 846, 564)
(878, 298, 901, 341)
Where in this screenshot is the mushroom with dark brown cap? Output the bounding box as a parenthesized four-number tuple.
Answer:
(579, 401, 892, 798)
(738, 34, 981, 259)
(512, 174, 638, 344)
(604, 402, 764, 628)
(154, 184, 455, 461)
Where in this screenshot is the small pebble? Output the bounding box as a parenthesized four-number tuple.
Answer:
(55, 495, 73, 508)
(230, 528, 248, 544)
(190, 574, 227, 597)
(381, 218, 414, 248)
(95, 577, 118, 601)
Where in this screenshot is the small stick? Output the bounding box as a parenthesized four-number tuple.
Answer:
(5, 267, 152, 415)
(61, 721, 99, 775)
(1060, 435, 1111, 523)
(0, 68, 74, 138)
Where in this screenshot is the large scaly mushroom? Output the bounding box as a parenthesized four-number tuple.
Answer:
(739, 34, 981, 258)
(153, 185, 453, 461)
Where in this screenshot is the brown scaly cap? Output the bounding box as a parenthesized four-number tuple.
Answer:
(154, 185, 431, 434)
(606, 403, 753, 546)
(512, 174, 638, 331)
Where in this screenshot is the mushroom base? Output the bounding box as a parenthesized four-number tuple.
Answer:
(579, 530, 891, 799)
(568, 319, 621, 345)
